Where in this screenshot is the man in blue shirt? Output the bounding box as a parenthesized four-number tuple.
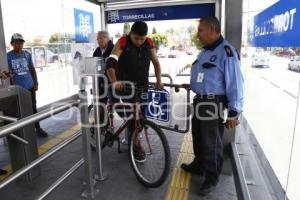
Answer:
(7, 33, 48, 137)
(181, 16, 244, 195)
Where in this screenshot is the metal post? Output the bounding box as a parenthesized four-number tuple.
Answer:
(0, 0, 9, 87)
(100, 3, 107, 31)
(92, 76, 106, 181)
(79, 89, 99, 199)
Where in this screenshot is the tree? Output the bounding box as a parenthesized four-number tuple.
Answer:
(115, 31, 121, 39)
(166, 28, 174, 35)
(187, 25, 194, 41)
(123, 23, 131, 36)
(191, 31, 202, 50)
(152, 27, 157, 34)
(149, 34, 168, 49)
(49, 33, 60, 43)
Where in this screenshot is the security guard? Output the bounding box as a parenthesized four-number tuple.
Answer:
(181, 16, 244, 195)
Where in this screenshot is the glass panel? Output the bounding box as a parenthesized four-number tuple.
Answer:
(286, 83, 300, 199)
(243, 0, 299, 199)
(34, 47, 46, 68)
(1, 0, 101, 107)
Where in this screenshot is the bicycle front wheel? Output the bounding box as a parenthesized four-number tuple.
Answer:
(88, 104, 106, 151)
(128, 118, 171, 188)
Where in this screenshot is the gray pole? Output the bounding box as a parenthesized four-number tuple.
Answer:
(79, 89, 99, 199)
(0, 1, 9, 87)
(225, 0, 243, 53)
(92, 75, 106, 181)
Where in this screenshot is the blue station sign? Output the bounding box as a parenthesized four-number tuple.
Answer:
(74, 8, 94, 43)
(107, 3, 215, 24)
(248, 0, 300, 47)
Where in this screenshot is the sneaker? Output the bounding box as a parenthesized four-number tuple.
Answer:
(133, 146, 146, 163)
(198, 180, 218, 196)
(181, 162, 204, 176)
(0, 168, 8, 175)
(36, 128, 48, 137)
(121, 138, 128, 145)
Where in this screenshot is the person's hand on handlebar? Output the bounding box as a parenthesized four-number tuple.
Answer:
(155, 82, 164, 90)
(112, 81, 124, 91)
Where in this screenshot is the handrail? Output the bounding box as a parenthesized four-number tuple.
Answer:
(0, 115, 18, 122)
(230, 142, 252, 200)
(0, 99, 85, 199)
(0, 130, 82, 190)
(36, 158, 85, 200)
(0, 115, 29, 144)
(0, 100, 79, 138)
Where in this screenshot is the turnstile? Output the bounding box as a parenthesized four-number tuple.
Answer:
(0, 86, 40, 181)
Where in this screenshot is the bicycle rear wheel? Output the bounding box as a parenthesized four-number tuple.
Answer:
(128, 118, 171, 188)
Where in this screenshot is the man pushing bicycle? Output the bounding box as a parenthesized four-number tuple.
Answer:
(106, 21, 164, 162)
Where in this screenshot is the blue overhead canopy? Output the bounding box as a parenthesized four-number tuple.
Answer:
(106, 3, 215, 24)
(248, 0, 300, 47)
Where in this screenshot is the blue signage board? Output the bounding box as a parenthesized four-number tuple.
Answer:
(248, 0, 300, 47)
(74, 8, 94, 43)
(145, 90, 169, 122)
(107, 3, 215, 24)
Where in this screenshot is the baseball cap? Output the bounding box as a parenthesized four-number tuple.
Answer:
(11, 33, 25, 43)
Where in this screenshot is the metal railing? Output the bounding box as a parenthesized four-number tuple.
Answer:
(0, 100, 79, 137)
(230, 142, 252, 200)
(0, 98, 99, 199)
(148, 77, 191, 134)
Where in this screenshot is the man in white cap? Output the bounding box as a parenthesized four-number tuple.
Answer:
(7, 33, 48, 137)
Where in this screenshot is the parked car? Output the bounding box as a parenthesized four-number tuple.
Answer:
(288, 56, 300, 72)
(251, 52, 270, 68)
(274, 48, 296, 58)
(168, 50, 179, 58)
(186, 48, 196, 55)
(23, 47, 59, 70)
(46, 50, 59, 63)
(157, 49, 168, 58)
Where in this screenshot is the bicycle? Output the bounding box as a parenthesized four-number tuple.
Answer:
(88, 85, 171, 188)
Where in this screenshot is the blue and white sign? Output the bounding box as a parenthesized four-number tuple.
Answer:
(74, 8, 94, 43)
(146, 90, 169, 122)
(248, 0, 300, 47)
(107, 3, 215, 24)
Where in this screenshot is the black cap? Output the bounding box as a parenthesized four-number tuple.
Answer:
(130, 21, 148, 36)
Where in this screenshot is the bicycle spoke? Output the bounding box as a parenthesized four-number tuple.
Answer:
(129, 119, 170, 187)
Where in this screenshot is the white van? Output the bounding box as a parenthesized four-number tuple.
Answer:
(251, 52, 270, 68)
(288, 56, 300, 72)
